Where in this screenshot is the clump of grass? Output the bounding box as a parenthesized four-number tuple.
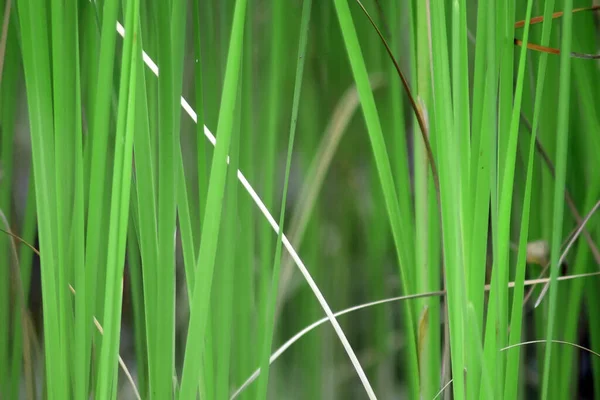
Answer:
(3, 1, 600, 399)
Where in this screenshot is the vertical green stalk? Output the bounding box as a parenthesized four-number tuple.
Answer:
(387, 0, 413, 292)
(333, 0, 418, 397)
(83, 0, 120, 392)
(502, 5, 536, 396)
(16, 0, 62, 396)
(486, 0, 533, 395)
(452, 0, 470, 208)
(466, 4, 494, 397)
(179, 0, 247, 396)
(412, 0, 440, 396)
(451, 0, 474, 395)
(510, 0, 558, 397)
(153, 0, 187, 392)
(126, 199, 148, 400)
(232, 4, 255, 395)
(0, 13, 17, 396)
(466, 2, 493, 399)
(428, 0, 470, 398)
(128, 19, 159, 396)
(480, 0, 500, 393)
(255, 0, 312, 397)
(50, 0, 78, 391)
(258, 0, 285, 358)
(132, 29, 160, 400)
(192, 0, 208, 245)
(497, 0, 515, 183)
(213, 83, 241, 400)
(540, 0, 573, 396)
(94, 0, 140, 394)
(70, 3, 87, 397)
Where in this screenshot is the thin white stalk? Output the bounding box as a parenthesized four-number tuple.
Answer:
(90, 304, 141, 400)
(230, 270, 600, 398)
(500, 339, 600, 358)
(115, 21, 376, 400)
(534, 198, 600, 307)
(433, 379, 453, 400)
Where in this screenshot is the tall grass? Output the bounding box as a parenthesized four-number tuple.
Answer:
(3, 0, 600, 399)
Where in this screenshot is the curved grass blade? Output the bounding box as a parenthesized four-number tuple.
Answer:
(501, 339, 600, 359)
(352, 0, 439, 198)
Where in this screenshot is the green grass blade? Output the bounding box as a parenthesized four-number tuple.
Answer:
(213, 82, 241, 400)
(255, 0, 312, 397)
(83, 0, 121, 392)
(0, 15, 17, 397)
(50, 0, 78, 391)
(70, 4, 88, 397)
(178, 0, 247, 396)
(487, 0, 534, 394)
(503, 4, 537, 394)
(152, 0, 187, 393)
(177, 151, 197, 296)
(540, 0, 574, 396)
(126, 199, 149, 400)
(15, 0, 62, 396)
(480, 0, 500, 394)
(428, 0, 469, 398)
(94, 0, 140, 394)
(232, 8, 256, 394)
(332, 0, 418, 397)
(126, 19, 161, 397)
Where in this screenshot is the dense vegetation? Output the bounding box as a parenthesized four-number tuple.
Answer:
(1, 0, 600, 399)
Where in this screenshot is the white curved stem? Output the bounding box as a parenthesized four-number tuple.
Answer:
(115, 21, 376, 400)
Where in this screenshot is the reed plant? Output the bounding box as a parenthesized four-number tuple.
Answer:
(2, 0, 600, 399)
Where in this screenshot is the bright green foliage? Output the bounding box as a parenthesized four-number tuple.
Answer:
(3, 0, 600, 399)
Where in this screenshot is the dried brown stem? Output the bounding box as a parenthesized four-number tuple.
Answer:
(514, 6, 600, 58)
